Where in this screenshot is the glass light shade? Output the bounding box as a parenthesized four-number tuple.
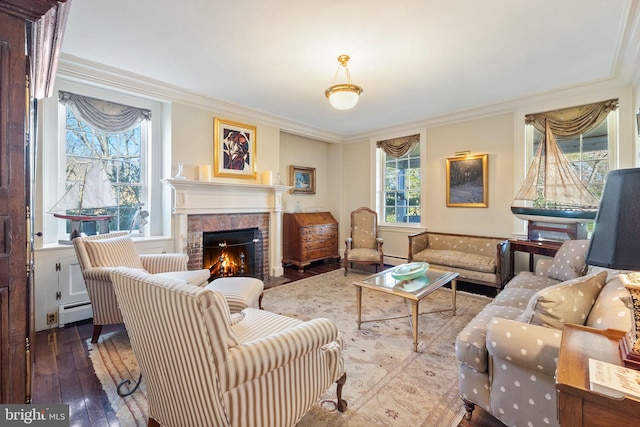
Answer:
(325, 84, 363, 110)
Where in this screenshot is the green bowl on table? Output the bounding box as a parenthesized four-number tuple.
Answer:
(390, 262, 429, 281)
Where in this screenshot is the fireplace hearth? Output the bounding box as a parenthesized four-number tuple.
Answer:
(203, 228, 264, 280)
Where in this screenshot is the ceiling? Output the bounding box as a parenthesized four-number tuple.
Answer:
(60, 0, 640, 141)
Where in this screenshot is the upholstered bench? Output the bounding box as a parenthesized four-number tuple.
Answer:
(408, 231, 510, 290)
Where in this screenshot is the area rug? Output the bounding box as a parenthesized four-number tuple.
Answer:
(89, 269, 492, 426)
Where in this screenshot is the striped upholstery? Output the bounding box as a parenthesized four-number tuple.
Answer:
(83, 235, 145, 269)
(74, 232, 237, 343)
(110, 268, 346, 427)
(206, 277, 264, 314)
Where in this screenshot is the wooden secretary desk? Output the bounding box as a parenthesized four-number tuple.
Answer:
(282, 212, 340, 272)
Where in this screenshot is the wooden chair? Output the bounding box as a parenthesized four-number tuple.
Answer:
(343, 207, 384, 275)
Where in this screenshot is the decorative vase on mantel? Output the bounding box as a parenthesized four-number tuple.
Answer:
(174, 162, 187, 179)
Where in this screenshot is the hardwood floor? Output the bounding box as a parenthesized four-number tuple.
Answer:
(32, 260, 505, 427)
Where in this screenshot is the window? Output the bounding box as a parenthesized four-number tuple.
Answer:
(526, 108, 616, 204)
(378, 137, 421, 224)
(42, 88, 158, 244)
(62, 107, 146, 231)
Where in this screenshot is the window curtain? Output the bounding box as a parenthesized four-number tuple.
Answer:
(376, 134, 420, 158)
(525, 99, 618, 138)
(58, 91, 151, 133)
(30, 0, 71, 100)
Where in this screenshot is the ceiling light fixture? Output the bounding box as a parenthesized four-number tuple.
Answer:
(325, 54, 363, 110)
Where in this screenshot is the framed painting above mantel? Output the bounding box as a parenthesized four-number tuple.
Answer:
(214, 118, 257, 179)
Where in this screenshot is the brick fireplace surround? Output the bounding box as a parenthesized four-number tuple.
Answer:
(162, 179, 289, 278)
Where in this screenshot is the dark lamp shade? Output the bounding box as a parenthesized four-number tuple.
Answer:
(586, 167, 640, 270)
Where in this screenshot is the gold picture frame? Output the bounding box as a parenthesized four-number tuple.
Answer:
(214, 118, 257, 179)
(446, 154, 488, 207)
(289, 165, 316, 194)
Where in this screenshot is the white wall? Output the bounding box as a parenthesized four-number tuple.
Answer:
(169, 103, 281, 183)
(279, 132, 337, 216)
(425, 113, 514, 237)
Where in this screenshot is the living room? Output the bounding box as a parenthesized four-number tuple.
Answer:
(3, 0, 640, 426)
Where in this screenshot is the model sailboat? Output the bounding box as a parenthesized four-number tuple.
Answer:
(49, 160, 117, 242)
(511, 122, 599, 224)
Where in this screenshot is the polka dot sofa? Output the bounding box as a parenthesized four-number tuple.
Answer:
(455, 239, 632, 427)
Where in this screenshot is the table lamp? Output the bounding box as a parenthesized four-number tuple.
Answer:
(585, 167, 640, 369)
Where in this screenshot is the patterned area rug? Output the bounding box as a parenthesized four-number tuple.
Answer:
(89, 269, 491, 426)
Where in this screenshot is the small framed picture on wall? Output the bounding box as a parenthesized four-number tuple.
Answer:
(289, 165, 316, 194)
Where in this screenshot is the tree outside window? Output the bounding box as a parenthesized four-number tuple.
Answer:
(62, 107, 145, 232)
(382, 143, 421, 224)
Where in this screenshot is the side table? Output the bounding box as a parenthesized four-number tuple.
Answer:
(508, 239, 562, 278)
(555, 324, 640, 426)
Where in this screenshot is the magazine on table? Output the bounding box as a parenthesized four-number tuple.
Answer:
(588, 358, 640, 400)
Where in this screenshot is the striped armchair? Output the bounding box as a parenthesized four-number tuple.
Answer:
(73, 232, 211, 343)
(110, 268, 347, 427)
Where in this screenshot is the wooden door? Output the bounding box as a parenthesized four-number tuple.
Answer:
(0, 0, 61, 404)
(0, 7, 29, 404)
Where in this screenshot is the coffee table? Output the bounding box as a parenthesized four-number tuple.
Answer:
(353, 266, 459, 352)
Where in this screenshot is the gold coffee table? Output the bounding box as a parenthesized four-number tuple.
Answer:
(353, 265, 459, 352)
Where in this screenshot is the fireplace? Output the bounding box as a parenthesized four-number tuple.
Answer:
(203, 228, 264, 280)
(162, 179, 289, 278)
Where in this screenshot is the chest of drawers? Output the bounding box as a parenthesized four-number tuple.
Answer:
(282, 212, 340, 272)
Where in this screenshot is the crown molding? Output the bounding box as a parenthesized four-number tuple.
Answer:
(56, 54, 346, 144)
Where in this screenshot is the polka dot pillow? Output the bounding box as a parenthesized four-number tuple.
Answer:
(519, 271, 607, 329)
(547, 239, 590, 281)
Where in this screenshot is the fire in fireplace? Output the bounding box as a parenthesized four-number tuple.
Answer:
(203, 228, 264, 280)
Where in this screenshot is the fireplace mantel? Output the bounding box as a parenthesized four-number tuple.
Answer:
(162, 178, 291, 276)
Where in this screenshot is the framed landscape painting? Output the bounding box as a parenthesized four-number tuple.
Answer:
(214, 118, 257, 179)
(446, 154, 488, 207)
(289, 165, 316, 194)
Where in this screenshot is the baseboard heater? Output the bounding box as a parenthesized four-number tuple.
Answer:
(58, 301, 93, 327)
(384, 255, 408, 266)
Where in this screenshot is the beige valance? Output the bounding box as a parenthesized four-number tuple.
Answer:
(525, 99, 618, 138)
(376, 134, 420, 158)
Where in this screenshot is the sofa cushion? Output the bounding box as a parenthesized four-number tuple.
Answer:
(413, 249, 495, 273)
(518, 271, 607, 329)
(547, 240, 589, 281)
(586, 268, 633, 330)
(83, 235, 145, 269)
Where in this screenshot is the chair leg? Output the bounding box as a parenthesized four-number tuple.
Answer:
(258, 292, 264, 310)
(91, 325, 103, 343)
(148, 417, 161, 427)
(336, 372, 347, 412)
(343, 259, 349, 276)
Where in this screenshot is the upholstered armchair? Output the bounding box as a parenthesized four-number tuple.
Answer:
(73, 232, 212, 343)
(343, 207, 384, 275)
(110, 268, 347, 427)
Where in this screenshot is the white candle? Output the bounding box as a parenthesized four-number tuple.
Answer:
(198, 165, 211, 181)
(262, 170, 273, 185)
